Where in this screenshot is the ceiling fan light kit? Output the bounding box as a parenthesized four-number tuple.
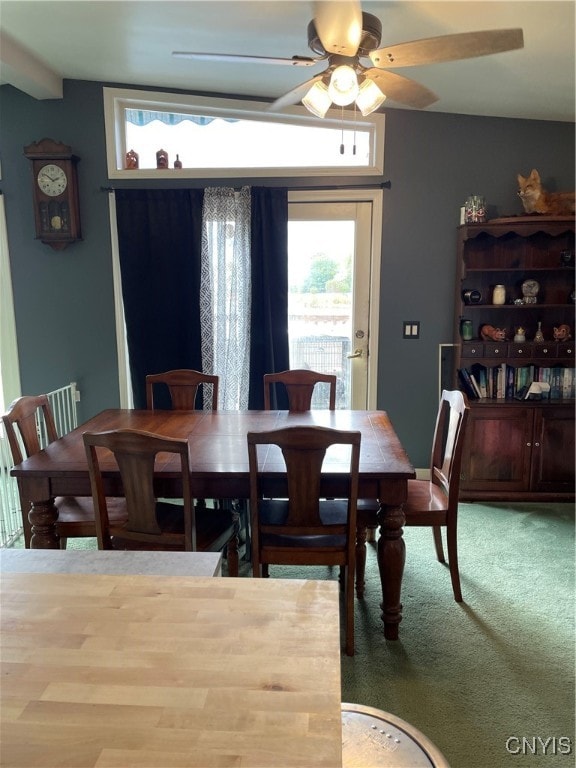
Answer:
(301, 68, 386, 118)
(174, 1, 523, 119)
(302, 81, 332, 118)
(356, 78, 386, 117)
(328, 64, 359, 105)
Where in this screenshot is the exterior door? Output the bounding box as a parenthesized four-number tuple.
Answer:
(288, 190, 382, 409)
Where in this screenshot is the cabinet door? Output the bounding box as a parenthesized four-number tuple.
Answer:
(460, 406, 534, 493)
(530, 406, 575, 493)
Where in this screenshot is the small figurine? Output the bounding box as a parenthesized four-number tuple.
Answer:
(553, 324, 572, 341)
(174, 154, 183, 169)
(513, 326, 526, 343)
(156, 149, 169, 169)
(125, 149, 139, 169)
(480, 324, 506, 341)
(534, 321, 545, 343)
(521, 279, 540, 304)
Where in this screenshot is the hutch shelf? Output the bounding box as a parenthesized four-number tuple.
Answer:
(453, 216, 575, 501)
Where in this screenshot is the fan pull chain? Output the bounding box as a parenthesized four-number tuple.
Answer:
(340, 106, 345, 154)
(353, 103, 357, 155)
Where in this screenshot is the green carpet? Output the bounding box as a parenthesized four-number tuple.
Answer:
(12, 502, 574, 767)
(340, 502, 575, 768)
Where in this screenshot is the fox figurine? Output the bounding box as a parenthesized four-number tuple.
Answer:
(517, 169, 575, 215)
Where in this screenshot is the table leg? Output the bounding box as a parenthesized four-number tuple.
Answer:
(29, 499, 60, 549)
(377, 502, 405, 640)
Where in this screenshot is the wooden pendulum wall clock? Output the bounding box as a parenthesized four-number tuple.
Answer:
(24, 138, 82, 250)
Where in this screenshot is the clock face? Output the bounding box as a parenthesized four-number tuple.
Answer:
(37, 164, 68, 197)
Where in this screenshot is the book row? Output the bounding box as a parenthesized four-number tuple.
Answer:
(458, 364, 575, 401)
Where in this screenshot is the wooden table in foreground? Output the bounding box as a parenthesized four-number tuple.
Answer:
(1, 572, 342, 768)
(11, 409, 415, 640)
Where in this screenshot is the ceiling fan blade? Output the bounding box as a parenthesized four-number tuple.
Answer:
(313, 0, 363, 56)
(267, 73, 327, 111)
(369, 29, 524, 68)
(364, 69, 438, 109)
(172, 51, 321, 67)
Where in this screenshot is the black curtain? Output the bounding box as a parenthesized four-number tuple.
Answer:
(115, 189, 204, 408)
(115, 186, 289, 410)
(249, 188, 290, 408)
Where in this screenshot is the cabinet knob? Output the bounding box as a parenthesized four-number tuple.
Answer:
(526, 442, 531, 447)
(534, 442, 540, 447)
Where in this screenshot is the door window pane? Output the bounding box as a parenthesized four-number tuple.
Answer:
(288, 220, 354, 408)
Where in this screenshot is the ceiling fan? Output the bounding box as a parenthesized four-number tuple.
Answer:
(173, 0, 523, 117)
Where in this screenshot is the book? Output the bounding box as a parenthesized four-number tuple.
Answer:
(470, 363, 488, 398)
(468, 372, 483, 398)
(505, 364, 515, 400)
(495, 363, 506, 399)
(561, 368, 574, 399)
(538, 367, 551, 385)
(550, 367, 563, 399)
(458, 369, 479, 399)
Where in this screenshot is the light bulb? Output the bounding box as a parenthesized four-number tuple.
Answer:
(302, 81, 332, 118)
(355, 78, 386, 116)
(328, 65, 359, 106)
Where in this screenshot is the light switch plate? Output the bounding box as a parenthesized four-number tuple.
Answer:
(403, 321, 420, 339)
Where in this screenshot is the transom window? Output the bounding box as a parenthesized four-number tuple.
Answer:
(103, 87, 385, 179)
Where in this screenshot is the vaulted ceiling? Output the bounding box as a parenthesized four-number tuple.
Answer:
(1, 1, 574, 122)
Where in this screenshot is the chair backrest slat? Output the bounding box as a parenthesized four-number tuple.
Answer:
(83, 429, 194, 550)
(248, 425, 360, 534)
(2, 395, 59, 464)
(146, 369, 219, 411)
(430, 389, 470, 506)
(263, 369, 336, 411)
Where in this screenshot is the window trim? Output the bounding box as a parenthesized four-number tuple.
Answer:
(103, 87, 385, 180)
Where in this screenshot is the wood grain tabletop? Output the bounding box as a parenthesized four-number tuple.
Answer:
(1, 573, 343, 768)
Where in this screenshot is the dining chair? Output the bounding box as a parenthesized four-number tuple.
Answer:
(263, 369, 337, 411)
(2, 394, 127, 549)
(263, 368, 380, 583)
(247, 425, 361, 656)
(145, 369, 219, 410)
(83, 428, 239, 573)
(356, 389, 470, 602)
(145, 368, 247, 558)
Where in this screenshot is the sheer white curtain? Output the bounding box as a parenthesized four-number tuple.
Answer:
(200, 187, 251, 410)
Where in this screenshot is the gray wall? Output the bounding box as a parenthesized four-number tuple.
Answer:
(1, 79, 573, 466)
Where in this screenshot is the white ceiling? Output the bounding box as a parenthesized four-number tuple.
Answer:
(1, 1, 574, 122)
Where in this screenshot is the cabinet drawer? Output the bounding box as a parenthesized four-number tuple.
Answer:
(483, 342, 507, 357)
(532, 344, 556, 358)
(461, 342, 484, 357)
(557, 342, 575, 359)
(509, 344, 530, 359)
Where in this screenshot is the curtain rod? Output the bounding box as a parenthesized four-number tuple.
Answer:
(100, 181, 391, 193)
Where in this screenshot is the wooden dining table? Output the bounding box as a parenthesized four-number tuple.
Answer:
(10, 409, 415, 640)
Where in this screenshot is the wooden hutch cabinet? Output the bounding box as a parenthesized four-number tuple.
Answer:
(453, 216, 575, 501)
